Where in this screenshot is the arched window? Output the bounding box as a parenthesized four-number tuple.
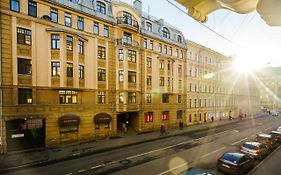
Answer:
(146, 22, 152, 32)
(97, 1, 106, 14)
(177, 35, 182, 43)
(162, 27, 170, 39)
(123, 11, 132, 25)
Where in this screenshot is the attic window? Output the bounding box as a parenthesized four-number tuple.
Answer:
(177, 35, 182, 43)
(162, 27, 170, 39)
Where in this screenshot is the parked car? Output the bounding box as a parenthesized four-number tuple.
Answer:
(270, 131, 281, 143)
(255, 133, 277, 150)
(271, 111, 278, 116)
(181, 167, 215, 175)
(217, 152, 255, 175)
(240, 141, 269, 159)
(277, 126, 281, 132)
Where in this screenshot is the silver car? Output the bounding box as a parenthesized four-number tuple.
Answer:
(240, 141, 269, 159)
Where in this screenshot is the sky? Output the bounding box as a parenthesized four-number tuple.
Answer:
(121, 0, 281, 69)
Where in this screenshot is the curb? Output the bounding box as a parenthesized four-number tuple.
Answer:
(0, 116, 263, 174)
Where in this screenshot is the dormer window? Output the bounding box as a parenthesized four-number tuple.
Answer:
(123, 11, 132, 25)
(162, 27, 170, 39)
(97, 1, 106, 14)
(177, 35, 182, 43)
(146, 22, 152, 32)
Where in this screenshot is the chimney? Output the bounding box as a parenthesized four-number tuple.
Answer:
(133, 0, 142, 14)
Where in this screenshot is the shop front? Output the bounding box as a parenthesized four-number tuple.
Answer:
(58, 114, 80, 144)
(94, 113, 112, 138)
(6, 118, 45, 152)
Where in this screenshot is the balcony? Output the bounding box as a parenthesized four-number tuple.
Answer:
(117, 17, 139, 31)
(117, 38, 139, 48)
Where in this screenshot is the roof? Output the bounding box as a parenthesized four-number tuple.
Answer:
(244, 141, 261, 147)
(257, 133, 272, 138)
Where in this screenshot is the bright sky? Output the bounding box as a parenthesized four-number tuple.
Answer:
(121, 0, 281, 69)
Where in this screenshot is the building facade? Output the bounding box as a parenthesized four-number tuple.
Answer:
(0, 0, 259, 153)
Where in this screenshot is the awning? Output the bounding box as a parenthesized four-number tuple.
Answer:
(58, 114, 80, 126)
(94, 113, 112, 123)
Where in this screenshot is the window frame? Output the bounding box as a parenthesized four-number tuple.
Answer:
(128, 92, 136, 103)
(162, 111, 169, 120)
(98, 68, 106, 81)
(118, 49, 124, 61)
(97, 1, 106, 14)
(67, 63, 73, 77)
(66, 35, 73, 51)
(18, 58, 32, 75)
(51, 34, 60, 49)
(98, 46, 106, 60)
(28, 0, 37, 17)
(50, 8, 58, 23)
(144, 112, 153, 123)
(93, 22, 99, 35)
(17, 27, 32, 45)
(65, 13, 72, 27)
(77, 16, 84, 30)
(128, 71, 136, 83)
(78, 40, 84, 55)
(18, 88, 33, 104)
(145, 22, 152, 31)
(98, 91, 106, 104)
(59, 90, 77, 104)
(10, 0, 20, 12)
(128, 50, 136, 63)
(103, 25, 109, 37)
(79, 65, 84, 79)
(51, 61, 60, 77)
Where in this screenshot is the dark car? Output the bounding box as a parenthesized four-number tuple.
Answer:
(270, 131, 281, 143)
(255, 133, 277, 150)
(240, 141, 269, 159)
(217, 152, 255, 175)
(181, 167, 215, 175)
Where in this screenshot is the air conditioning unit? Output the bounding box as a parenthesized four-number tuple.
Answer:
(41, 15, 51, 21)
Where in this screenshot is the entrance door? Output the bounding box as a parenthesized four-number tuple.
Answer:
(6, 119, 45, 152)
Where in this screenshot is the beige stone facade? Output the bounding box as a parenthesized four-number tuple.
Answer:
(0, 0, 260, 153)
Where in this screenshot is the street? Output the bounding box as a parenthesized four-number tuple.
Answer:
(3, 115, 280, 175)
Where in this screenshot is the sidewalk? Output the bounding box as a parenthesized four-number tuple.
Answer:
(0, 115, 264, 173)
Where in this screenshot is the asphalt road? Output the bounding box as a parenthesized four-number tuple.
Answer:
(4, 115, 281, 175)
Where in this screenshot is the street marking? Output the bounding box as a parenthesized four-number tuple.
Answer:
(231, 137, 247, 146)
(200, 147, 226, 158)
(157, 162, 189, 175)
(65, 173, 73, 175)
(90, 164, 105, 170)
(78, 169, 86, 173)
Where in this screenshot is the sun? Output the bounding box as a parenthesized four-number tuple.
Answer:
(233, 54, 264, 74)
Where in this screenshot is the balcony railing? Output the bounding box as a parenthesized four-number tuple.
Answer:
(117, 17, 139, 31)
(117, 38, 139, 48)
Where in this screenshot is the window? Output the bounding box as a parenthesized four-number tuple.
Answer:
(66, 36, 73, 51)
(65, 13, 72, 27)
(128, 71, 136, 83)
(160, 60, 165, 69)
(51, 62, 60, 76)
(164, 45, 167, 54)
(189, 83, 192, 91)
(119, 92, 124, 103)
(176, 49, 179, 57)
(18, 58, 31, 75)
(128, 92, 136, 103)
(178, 95, 182, 103)
(119, 70, 124, 82)
(98, 46, 106, 59)
(79, 65, 84, 79)
(167, 61, 170, 70)
(162, 27, 170, 38)
(103, 25, 109, 37)
(194, 99, 197, 107)
(78, 40, 84, 54)
(167, 77, 170, 87)
(98, 92, 106, 104)
(178, 65, 182, 74)
(93, 22, 99, 34)
(177, 35, 182, 43)
(97, 1, 106, 14)
(159, 77, 164, 86)
(18, 88, 32, 104)
(59, 90, 77, 104)
(123, 32, 132, 45)
(118, 49, 124, 61)
(50, 8, 58, 23)
(146, 57, 152, 68)
(162, 94, 169, 103)
(51, 34, 60, 49)
(145, 112, 153, 123)
(146, 94, 152, 103)
(77, 16, 84, 30)
(17, 27, 31, 45)
(28, 1, 37, 17)
(189, 99, 192, 108)
(143, 38, 147, 48)
(158, 43, 162, 53)
(98, 68, 106, 81)
(67, 63, 73, 77)
(181, 50, 184, 59)
(11, 0, 20, 12)
(123, 11, 132, 25)
(147, 76, 152, 86)
(169, 47, 172, 56)
(145, 22, 152, 31)
(128, 50, 136, 62)
(149, 40, 153, 50)
(162, 111, 169, 120)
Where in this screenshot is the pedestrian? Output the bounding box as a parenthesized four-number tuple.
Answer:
(122, 123, 127, 133)
(180, 121, 184, 129)
(211, 116, 214, 122)
(160, 124, 165, 135)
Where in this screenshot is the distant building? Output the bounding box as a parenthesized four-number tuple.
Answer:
(0, 0, 260, 154)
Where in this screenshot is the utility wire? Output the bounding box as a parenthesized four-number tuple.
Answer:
(166, 0, 235, 45)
